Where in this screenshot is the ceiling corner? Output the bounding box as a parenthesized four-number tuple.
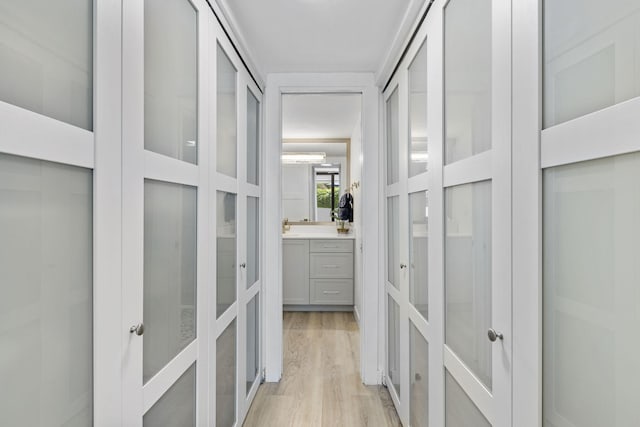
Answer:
(375, 0, 430, 88)
(208, 0, 266, 89)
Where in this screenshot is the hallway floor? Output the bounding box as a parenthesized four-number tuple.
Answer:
(243, 311, 401, 426)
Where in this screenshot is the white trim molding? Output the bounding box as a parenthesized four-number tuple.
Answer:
(263, 73, 381, 385)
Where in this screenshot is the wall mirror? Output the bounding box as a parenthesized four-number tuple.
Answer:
(281, 94, 361, 223)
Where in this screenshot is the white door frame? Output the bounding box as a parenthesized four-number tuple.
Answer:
(511, 0, 542, 426)
(263, 73, 382, 384)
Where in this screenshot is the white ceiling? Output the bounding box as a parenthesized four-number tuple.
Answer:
(282, 94, 361, 139)
(282, 142, 347, 157)
(216, 0, 422, 75)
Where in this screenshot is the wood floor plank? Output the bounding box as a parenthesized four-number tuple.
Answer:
(243, 312, 401, 427)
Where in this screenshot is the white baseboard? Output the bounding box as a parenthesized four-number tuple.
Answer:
(353, 304, 361, 326)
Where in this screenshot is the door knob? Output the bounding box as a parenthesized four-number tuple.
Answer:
(487, 328, 503, 342)
(400, 263, 407, 269)
(240, 263, 246, 269)
(130, 323, 144, 336)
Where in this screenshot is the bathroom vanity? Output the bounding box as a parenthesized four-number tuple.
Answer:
(283, 230, 354, 310)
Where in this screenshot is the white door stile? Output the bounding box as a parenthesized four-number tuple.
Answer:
(236, 71, 249, 426)
(121, 0, 145, 422)
(491, 1, 513, 425)
(94, 0, 124, 423)
(511, 0, 542, 425)
(195, 2, 212, 423)
(207, 13, 219, 423)
(426, 4, 445, 426)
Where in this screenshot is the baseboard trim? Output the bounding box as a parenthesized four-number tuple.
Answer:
(283, 305, 353, 312)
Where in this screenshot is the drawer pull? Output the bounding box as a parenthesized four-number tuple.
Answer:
(323, 245, 339, 248)
(323, 291, 340, 295)
(322, 264, 339, 268)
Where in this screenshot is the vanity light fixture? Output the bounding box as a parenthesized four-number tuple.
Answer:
(281, 152, 326, 164)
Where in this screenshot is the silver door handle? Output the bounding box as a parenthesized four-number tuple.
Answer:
(487, 328, 503, 342)
(400, 263, 407, 269)
(322, 265, 339, 268)
(323, 291, 340, 295)
(130, 323, 144, 336)
(240, 263, 246, 269)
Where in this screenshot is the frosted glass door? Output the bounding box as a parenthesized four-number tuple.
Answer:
(441, 0, 511, 424)
(217, 45, 237, 178)
(445, 181, 492, 389)
(444, 0, 492, 164)
(143, 180, 197, 382)
(409, 40, 429, 177)
(217, 191, 237, 318)
(0, 154, 93, 426)
(388, 296, 401, 398)
(217, 320, 236, 427)
(122, 0, 204, 423)
(0, 0, 93, 130)
(543, 153, 640, 427)
(386, 88, 400, 185)
(387, 196, 400, 289)
(409, 191, 428, 319)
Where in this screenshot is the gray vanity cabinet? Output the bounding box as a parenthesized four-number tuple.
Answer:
(283, 238, 354, 307)
(283, 239, 310, 304)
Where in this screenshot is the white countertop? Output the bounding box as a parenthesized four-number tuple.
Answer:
(282, 232, 354, 240)
(282, 224, 355, 240)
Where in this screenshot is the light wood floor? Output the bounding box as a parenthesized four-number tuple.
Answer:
(243, 311, 401, 427)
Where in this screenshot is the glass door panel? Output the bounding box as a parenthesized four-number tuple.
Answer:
(387, 196, 400, 289)
(247, 91, 260, 185)
(217, 320, 237, 427)
(143, 180, 197, 382)
(543, 153, 640, 426)
(0, 154, 93, 426)
(445, 181, 492, 389)
(445, 371, 491, 427)
(444, 0, 492, 164)
(410, 324, 429, 427)
(246, 295, 259, 395)
(409, 191, 428, 319)
(386, 88, 400, 185)
(144, 0, 197, 163)
(217, 191, 237, 318)
(0, 0, 93, 130)
(409, 40, 429, 177)
(217, 45, 237, 178)
(143, 363, 196, 426)
(543, 0, 640, 128)
(388, 296, 401, 398)
(246, 196, 259, 289)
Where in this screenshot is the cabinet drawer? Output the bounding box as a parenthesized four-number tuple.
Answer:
(310, 253, 353, 278)
(310, 239, 353, 253)
(310, 279, 353, 305)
